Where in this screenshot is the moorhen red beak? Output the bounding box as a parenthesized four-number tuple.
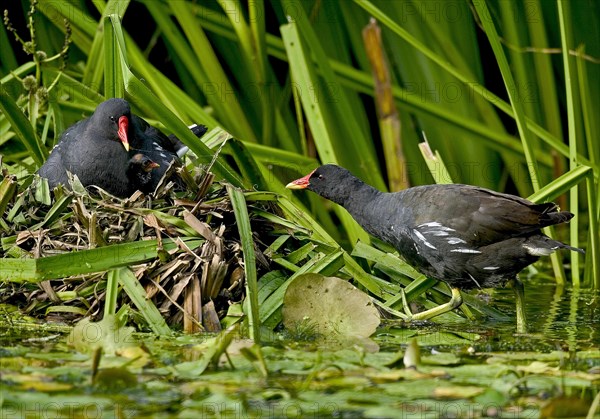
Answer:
(287, 164, 584, 327)
(117, 116, 130, 152)
(145, 161, 160, 171)
(285, 169, 315, 190)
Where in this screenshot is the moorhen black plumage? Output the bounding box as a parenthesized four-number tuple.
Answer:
(128, 116, 207, 193)
(287, 164, 584, 322)
(126, 153, 160, 195)
(38, 99, 133, 197)
(37, 98, 207, 197)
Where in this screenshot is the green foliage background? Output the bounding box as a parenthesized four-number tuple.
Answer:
(1, 0, 598, 325)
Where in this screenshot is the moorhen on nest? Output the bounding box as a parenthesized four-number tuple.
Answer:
(126, 153, 160, 194)
(287, 164, 584, 323)
(37, 98, 207, 197)
(129, 114, 207, 193)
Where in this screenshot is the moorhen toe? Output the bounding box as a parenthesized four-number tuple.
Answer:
(287, 164, 584, 323)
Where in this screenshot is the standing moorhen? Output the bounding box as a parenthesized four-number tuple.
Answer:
(287, 164, 584, 322)
(37, 98, 207, 197)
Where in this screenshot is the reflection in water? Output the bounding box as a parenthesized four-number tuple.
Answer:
(382, 280, 599, 354)
(476, 281, 599, 350)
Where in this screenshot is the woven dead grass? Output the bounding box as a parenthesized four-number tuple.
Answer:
(0, 164, 277, 333)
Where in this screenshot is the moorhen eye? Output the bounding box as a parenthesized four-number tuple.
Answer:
(287, 164, 583, 327)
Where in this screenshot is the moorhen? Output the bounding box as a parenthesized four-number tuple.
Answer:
(38, 99, 133, 197)
(126, 153, 160, 195)
(286, 164, 584, 322)
(37, 98, 207, 197)
(129, 117, 207, 193)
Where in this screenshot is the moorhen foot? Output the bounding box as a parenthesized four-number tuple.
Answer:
(37, 98, 207, 197)
(287, 164, 584, 324)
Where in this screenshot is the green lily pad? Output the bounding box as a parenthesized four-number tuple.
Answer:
(283, 273, 380, 340)
(67, 315, 136, 356)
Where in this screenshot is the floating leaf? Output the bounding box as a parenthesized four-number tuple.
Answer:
(434, 385, 486, 399)
(67, 315, 136, 357)
(283, 273, 380, 341)
(517, 361, 560, 375)
(540, 396, 592, 418)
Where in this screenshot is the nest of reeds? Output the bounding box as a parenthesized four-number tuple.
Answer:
(0, 162, 278, 333)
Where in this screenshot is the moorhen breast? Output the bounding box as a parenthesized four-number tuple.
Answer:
(287, 164, 584, 322)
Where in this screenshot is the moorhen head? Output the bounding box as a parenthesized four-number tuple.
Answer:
(287, 164, 584, 322)
(127, 120, 207, 193)
(88, 98, 132, 151)
(126, 153, 160, 194)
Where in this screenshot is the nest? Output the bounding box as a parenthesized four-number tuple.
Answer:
(0, 164, 277, 333)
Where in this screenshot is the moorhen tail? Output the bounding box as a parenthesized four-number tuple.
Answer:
(126, 153, 160, 195)
(287, 164, 584, 323)
(37, 99, 207, 197)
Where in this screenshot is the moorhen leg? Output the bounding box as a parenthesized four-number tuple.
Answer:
(509, 278, 527, 333)
(401, 287, 463, 321)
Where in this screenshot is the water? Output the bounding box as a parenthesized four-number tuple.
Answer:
(377, 279, 600, 357)
(489, 280, 599, 348)
(1, 279, 598, 418)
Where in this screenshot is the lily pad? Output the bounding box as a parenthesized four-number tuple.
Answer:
(283, 273, 380, 340)
(67, 315, 137, 357)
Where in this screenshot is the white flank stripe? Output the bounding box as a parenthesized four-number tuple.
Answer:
(418, 222, 442, 228)
(483, 266, 500, 270)
(447, 237, 466, 245)
(414, 230, 437, 249)
(523, 244, 554, 256)
(427, 231, 449, 237)
(176, 146, 190, 158)
(450, 248, 481, 254)
(418, 221, 455, 232)
(468, 273, 481, 288)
